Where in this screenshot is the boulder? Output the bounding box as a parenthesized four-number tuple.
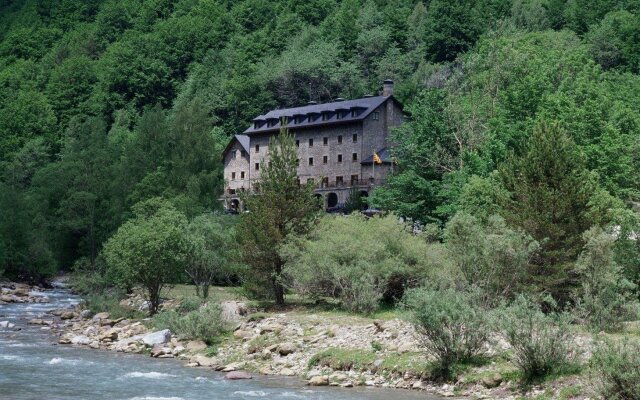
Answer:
(233, 329, 253, 340)
(308, 376, 329, 386)
(225, 371, 252, 380)
(481, 373, 503, 389)
(220, 301, 249, 322)
(79, 310, 93, 319)
(0, 321, 15, 328)
(92, 312, 110, 321)
(71, 335, 92, 345)
(185, 340, 207, 352)
(142, 329, 171, 346)
(99, 328, 119, 341)
(192, 355, 218, 368)
(277, 342, 296, 356)
(58, 336, 72, 344)
(280, 368, 296, 376)
(60, 311, 75, 320)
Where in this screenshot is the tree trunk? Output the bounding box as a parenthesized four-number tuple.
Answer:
(273, 261, 285, 305)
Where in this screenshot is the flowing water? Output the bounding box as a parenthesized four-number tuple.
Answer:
(0, 287, 444, 400)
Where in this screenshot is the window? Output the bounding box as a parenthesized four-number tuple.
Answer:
(337, 154, 343, 163)
(352, 153, 358, 161)
(336, 176, 344, 186)
(336, 111, 342, 119)
(322, 113, 328, 121)
(308, 157, 314, 166)
(241, 171, 245, 179)
(372, 112, 380, 121)
(255, 144, 260, 153)
(351, 175, 359, 185)
(309, 138, 314, 147)
(231, 151, 236, 160)
(255, 163, 259, 171)
(337, 135, 343, 144)
(296, 140, 299, 147)
(322, 177, 329, 188)
(323, 137, 328, 145)
(241, 150, 246, 158)
(351, 109, 358, 117)
(231, 172, 236, 180)
(323, 155, 328, 164)
(353, 134, 357, 142)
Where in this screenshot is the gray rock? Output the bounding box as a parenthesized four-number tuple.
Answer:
(142, 329, 171, 346)
(71, 335, 92, 345)
(308, 376, 329, 386)
(0, 321, 15, 328)
(225, 371, 252, 380)
(79, 309, 93, 319)
(277, 342, 296, 356)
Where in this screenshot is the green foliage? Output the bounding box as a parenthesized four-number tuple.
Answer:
(591, 339, 640, 400)
(574, 227, 638, 332)
(282, 213, 451, 313)
(83, 291, 144, 320)
(499, 296, 574, 383)
(151, 302, 225, 345)
(403, 287, 490, 379)
(444, 212, 539, 304)
(103, 198, 190, 314)
(498, 121, 611, 302)
(0, 0, 640, 290)
(185, 213, 239, 299)
(237, 128, 319, 304)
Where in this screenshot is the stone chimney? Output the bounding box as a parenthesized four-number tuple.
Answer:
(382, 79, 394, 96)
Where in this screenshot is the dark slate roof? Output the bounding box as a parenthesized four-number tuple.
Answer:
(222, 134, 250, 157)
(243, 95, 392, 135)
(361, 147, 393, 165)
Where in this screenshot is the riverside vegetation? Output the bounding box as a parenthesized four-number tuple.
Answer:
(2, 1, 640, 399)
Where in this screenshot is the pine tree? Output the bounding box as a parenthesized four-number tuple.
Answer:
(237, 128, 319, 304)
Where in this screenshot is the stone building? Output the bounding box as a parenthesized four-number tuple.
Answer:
(222, 80, 404, 211)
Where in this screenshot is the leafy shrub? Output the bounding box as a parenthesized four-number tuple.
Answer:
(152, 302, 225, 345)
(444, 212, 539, 305)
(591, 339, 640, 400)
(281, 214, 453, 313)
(500, 296, 574, 382)
(177, 296, 203, 313)
(574, 227, 638, 332)
(403, 287, 490, 379)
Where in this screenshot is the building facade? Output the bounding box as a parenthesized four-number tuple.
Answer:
(222, 80, 404, 211)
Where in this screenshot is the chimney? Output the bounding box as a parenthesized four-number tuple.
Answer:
(382, 79, 394, 97)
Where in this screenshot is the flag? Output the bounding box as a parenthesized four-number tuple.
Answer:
(373, 152, 382, 165)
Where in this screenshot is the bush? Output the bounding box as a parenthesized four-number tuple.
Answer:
(152, 302, 225, 345)
(591, 339, 640, 400)
(281, 214, 453, 313)
(403, 287, 490, 379)
(444, 212, 539, 305)
(500, 296, 574, 382)
(575, 227, 638, 332)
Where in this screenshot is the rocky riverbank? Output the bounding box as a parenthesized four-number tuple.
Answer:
(8, 284, 596, 400)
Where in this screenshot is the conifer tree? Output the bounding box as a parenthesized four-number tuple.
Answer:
(237, 128, 319, 304)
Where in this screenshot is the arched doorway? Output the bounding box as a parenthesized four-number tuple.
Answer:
(230, 199, 240, 212)
(327, 192, 338, 208)
(359, 190, 368, 198)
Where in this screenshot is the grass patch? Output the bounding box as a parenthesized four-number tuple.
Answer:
(308, 348, 434, 378)
(161, 285, 239, 302)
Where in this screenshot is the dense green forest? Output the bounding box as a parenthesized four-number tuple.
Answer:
(0, 0, 639, 287)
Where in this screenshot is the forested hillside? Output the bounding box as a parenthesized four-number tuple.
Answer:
(0, 0, 639, 285)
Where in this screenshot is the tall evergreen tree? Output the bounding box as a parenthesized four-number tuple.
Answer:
(237, 128, 319, 304)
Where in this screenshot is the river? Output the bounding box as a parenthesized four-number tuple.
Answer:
(0, 287, 443, 400)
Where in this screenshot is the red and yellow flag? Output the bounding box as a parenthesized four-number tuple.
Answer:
(373, 152, 382, 165)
